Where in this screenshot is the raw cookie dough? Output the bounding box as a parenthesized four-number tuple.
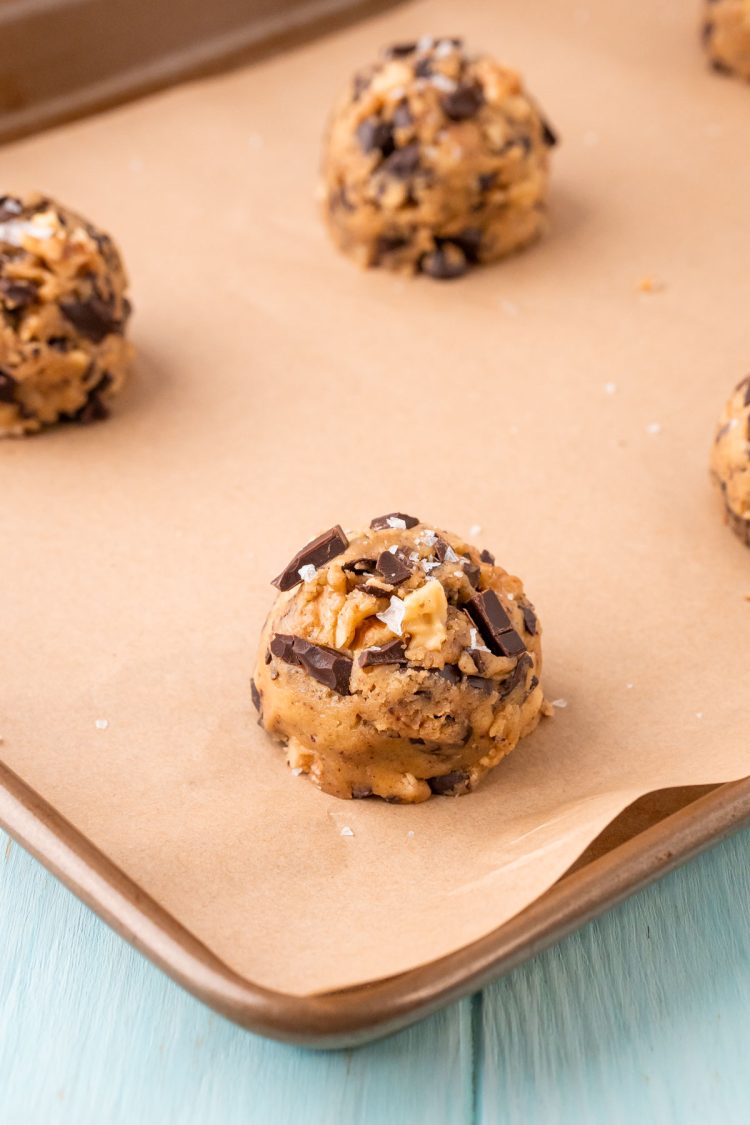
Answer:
(711, 375, 750, 546)
(0, 194, 132, 436)
(321, 37, 557, 279)
(703, 0, 750, 80)
(253, 515, 547, 802)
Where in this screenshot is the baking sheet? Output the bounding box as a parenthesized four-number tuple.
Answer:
(2, 0, 749, 997)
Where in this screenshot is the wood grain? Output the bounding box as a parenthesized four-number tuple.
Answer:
(3, 827, 750, 1122)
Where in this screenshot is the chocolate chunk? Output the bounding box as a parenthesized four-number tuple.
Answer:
(381, 143, 421, 179)
(465, 589, 527, 658)
(342, 557, 376, 574)
(521, 604, 538, 636)
(370, 512, 419, 530)
(441, 83, 484, 121)
(65, 371, 112, 425)
(479, 548, 495, 565)
(375, 234, 411, 260)
(358, 583, 392, 599)
(376, 548, 413, 585)
(434, 538, 453, 562)
(271, 634, 352, 695)
(0, 369, 16, 403)
(359, 639, 407, 667)
(451, 228, 482, 263)
(59, 294, 120, 342)
(357, 117, 395, 156)
(0, 196, 23, 222)
(427, 770, 469, 796)
(385, 41, 417, 58)
(498, 653, 532, 700)
(250, 678, 262, 715)
(461, 558, 481, 587)
(466, 675, 495, 694)
(420, 245, 467, 280)
(414, 57, 434, 78)
(47, 336, 71, 352)
(272, 525, 349, 591)
(392, 101, 413, 130)
(351, 785, 373, 799)
(434, 664, 461, 684)
(0, 278, 37, 310)
(711, 58, 731, 75)
(478, 171, 497, 193)
(541, 118, 558, 147)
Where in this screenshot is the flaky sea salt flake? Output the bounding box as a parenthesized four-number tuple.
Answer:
(386, 516, 407, 530)
(551, 698, 568, 709)
(95, 719, 109, 730)
(298, 564, 317, 582)
(340, 825, 355, 838)
(376, 596, 406, 636)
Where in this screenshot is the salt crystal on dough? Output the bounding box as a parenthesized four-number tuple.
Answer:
(340, 826, 355, 838)
(376, 596, 406, 636)
(298, 564, 317, 582)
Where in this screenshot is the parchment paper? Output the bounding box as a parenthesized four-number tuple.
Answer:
(2, 0, 749, 996)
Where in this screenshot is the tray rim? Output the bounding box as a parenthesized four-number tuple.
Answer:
(2, 760, 749, 1048)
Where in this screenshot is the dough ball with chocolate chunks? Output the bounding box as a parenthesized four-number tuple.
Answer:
(320, 37, 557, 279)
(703, 0, 750, 80)
(0, 193, 132, 436)
(253, 516, 547, 803)
(711, 376, 750, 546)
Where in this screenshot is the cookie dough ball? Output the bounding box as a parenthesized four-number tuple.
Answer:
(0, 194, 132, 436)
(321, 37, 557, 279)
(253, 514, 546, 802)
(711, 376, 750, 546)
(703, 0, 750, 80)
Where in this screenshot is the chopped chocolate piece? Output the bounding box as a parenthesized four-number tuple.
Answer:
(451, 228, 482, 263)
(293, 639, 353, 695)
(370, 512, 420, 530)
(357, 117, 395, 156)
(375, 233, 411, 260)
(477, 171, 497, 193)
(541, 118, 558, 146)
(250, 678, 262, 714)
(351, 785, 373, 799)
(0, 369, 16, 403)
(427, 770, 469, 796)
(465, 589, 516, 653)
(420, 245, 467, 280)
(0, 196, 23, 222)
(376, 548, 413, 585)
(461, 558, 481, 587)
(530, 675, 539, 691)
(47, 336, 71, 352)
(270, 633, 301, 665)
(272, 525, 349, 591)
(59, 293, 120, 343)
(359, 639, 407, 667)
(434, 537, 458, 563)
(392, 101, 413, 130)
(521, 604, 538, 636)
(342, 557, 377, 574)
(494, 628, 527, 658)
(466, 675, 495, 694)
(381, 143, 421, 179)
(711, 58, 731, 74)
(264, 649, 272, 665)
(0, 278, 37, 310)
(441, 83, 484, 121)
(479, 548, 495, 565)
(358, 583, 392, 599)
(498, 653, 532, 700)
(434, 663, 461, 684)
(414, 57, 434, 78)
(385, 41, 417, 58)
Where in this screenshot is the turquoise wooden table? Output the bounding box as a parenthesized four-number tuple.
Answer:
(2, 826, 750, 1124)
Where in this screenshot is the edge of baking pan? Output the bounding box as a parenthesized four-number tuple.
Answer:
(0, 0, 405, 144)
(2, 760, 750, 1049)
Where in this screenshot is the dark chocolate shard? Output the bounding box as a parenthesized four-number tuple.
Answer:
(427, 770, 469, 796)
(541, 118, 558, 147)
(376, 548, 413, 585)
(450, 228, 482, 263)
(66, 371, 112, 425)
(370, 512, 419, 530)
(420, 245, 467, 280)
(0, 196, 23, 222)
(0, 278, 37, 310)
(466, 675, 495, 694)
(441, 83, 484, 121)
(342, 557, 377, 574)
(434, 538, 454, 562)
(414, 57, 434, 78)
(358, 583, 392, 599)
(359, 639, 407, 667)
(271, 525, 349, 591)
(375, 233, 411, 262)
(478, 171, 497, 193)
(392, 101, 413, 130)
(59, 293, 120, 343)
(271, 634, 352, 694)
(480, 548, 495, 565)
(0, 369, 17, 403)
(380, 143, 421, 179)
(357, 117, 395, 156)
(521, 604, 538, 636)
(250, 678, 262, 714)
(498, 653, 532, 700)
(384, 41, 417, 58)
(461, 557, 481, 587)
(434, 663, 461, 684)
(465, 589, 527, 658)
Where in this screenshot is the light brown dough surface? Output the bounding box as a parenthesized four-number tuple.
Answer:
(253, 516, 546, 803)
(0, 193, 131, 436)
(321, 37, 556, 279)
(711, 375, 750, 546)
(703, 0, 750, 80)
